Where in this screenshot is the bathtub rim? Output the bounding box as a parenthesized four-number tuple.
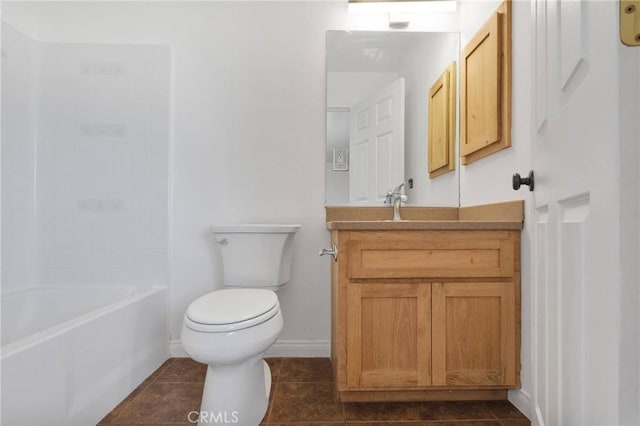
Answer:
(1, 285, 167, 359)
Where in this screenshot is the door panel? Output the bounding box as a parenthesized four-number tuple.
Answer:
(432, 282, 516, 387)
(531, 1, 625, 424)
(346, 283, 430, 389)
(533, 205, 551, 425)
(559, 0, 585, 92)
(375, 132, 393, 200)
(349, 78, 404, 204)
(557, 193, 590, 425)
(352, 140, 369, 202)
(460, 12, 502, 156)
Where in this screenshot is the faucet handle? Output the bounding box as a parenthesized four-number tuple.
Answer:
(384, 192, 394, 204)
(391, 182, 406, 194)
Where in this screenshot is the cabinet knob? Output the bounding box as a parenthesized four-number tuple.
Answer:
(512, 171, 535, 191)
(319, 243, 338, 261)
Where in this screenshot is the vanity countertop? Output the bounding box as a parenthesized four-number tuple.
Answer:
(325, 200, 524, 231)
(326, 219, 522, 231)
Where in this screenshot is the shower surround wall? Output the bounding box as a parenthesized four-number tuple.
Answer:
(25, 38, 168, 288)
(1, 21, 171, 424)
(1, 24, 38, 291)
(3, 1, 346, 357)
(2, 23, 170, 289)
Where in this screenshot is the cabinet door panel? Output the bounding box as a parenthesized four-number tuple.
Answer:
(432, 282, 515, 386)
(460, 11, 501, 156)
(428, 62, 456, 178)
(347, 283, 431, 389)
(459, 1, 512, 165)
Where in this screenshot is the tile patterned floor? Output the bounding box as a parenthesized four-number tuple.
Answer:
(99, 358, 530, 426)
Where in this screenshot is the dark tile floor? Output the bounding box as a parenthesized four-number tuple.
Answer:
(99, 357, 530, 426)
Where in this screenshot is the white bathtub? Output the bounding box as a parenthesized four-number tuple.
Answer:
(1, 285, 169, 425)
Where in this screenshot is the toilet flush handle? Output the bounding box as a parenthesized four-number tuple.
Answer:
(318, 243, 338, 261)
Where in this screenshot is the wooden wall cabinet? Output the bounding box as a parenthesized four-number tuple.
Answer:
(428, 62, 456, 178)
(460, 1, 511, 165)
(331, 229, 520, 402)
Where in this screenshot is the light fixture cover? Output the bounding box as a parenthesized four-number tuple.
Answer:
(348, 0, 456, 14)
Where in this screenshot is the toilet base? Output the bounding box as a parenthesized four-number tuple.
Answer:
(198, 357, 271, 426)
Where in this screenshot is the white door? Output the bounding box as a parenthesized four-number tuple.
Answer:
(349, 78, 404, 204)
(530, 1, 638, 425)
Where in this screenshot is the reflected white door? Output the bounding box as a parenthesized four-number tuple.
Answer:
(530, 1, 635, 425)
(349, 78, 404, 204)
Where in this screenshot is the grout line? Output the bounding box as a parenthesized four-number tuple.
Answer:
(104, 357, 528, 426)
(264, 423, 345, 425)
(421, 419, 507, 423)
(481, 400, 501, 420)
(129, 357, 176, 395)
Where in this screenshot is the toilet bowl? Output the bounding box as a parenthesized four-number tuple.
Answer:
(180, 224, 300, 426)
(182, 289, 283, 425)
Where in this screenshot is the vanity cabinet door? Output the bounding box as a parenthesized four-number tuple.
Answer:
(431, 282, 516, 387)
(346, 283, 431, 389)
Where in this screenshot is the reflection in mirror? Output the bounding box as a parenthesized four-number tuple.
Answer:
(326, 31, 460, 207)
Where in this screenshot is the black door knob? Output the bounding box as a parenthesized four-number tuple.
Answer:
(513, 171, 535, 191)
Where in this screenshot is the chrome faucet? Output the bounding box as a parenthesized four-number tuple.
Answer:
(384, 182, 407, 222)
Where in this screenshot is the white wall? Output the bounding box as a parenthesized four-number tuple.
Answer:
(457, 0, 533, 416)
(325, 110, 350, 205)
(2, 1, 347, 353)
(401, 33, 459, 206)
(1, 24, 38, 291)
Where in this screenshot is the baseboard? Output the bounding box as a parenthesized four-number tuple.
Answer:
(169, 339, 331, 358)
(508, 389, 533, 420)
(266, 339, 331, 357)
(169, 340, 189, 357)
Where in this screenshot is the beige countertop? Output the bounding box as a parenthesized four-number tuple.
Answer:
(325, 200, 524, 231)
(326, 219, 523, 231)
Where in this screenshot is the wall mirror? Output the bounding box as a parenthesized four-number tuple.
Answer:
(325, 30, 460, 207)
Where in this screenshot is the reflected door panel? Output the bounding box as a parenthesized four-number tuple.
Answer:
(349, 78, 404, 204)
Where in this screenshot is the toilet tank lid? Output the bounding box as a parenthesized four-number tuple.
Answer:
(211, 224, 301, 234)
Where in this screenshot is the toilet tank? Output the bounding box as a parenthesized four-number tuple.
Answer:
(211, 224, 301, 291)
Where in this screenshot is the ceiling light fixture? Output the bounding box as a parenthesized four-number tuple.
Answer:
(348, 1, 457, 15)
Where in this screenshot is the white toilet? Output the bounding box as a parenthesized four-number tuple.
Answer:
(181, 224, 300, 426)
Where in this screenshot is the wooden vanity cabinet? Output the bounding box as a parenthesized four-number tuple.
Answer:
(331, 229, 520, 401)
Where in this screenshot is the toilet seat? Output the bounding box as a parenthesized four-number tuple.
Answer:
(184, 289, 280, 333)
